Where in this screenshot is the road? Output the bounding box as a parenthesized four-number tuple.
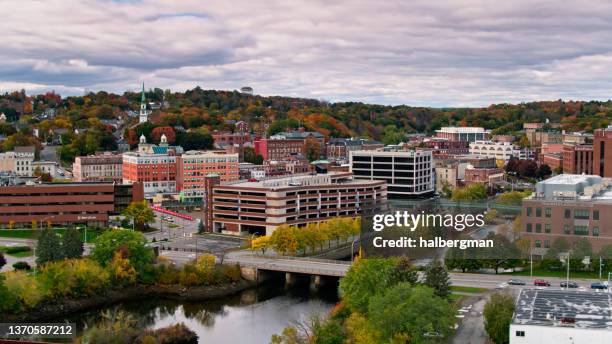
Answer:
(145, 213, 199, 241)
(452, 295, 492, 344)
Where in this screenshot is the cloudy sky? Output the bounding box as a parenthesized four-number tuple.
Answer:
(2, 0, 612, 107)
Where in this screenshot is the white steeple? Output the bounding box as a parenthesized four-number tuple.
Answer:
(139, 83, 148, 124)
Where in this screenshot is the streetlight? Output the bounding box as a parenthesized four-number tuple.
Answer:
(351, 239, 359, 261)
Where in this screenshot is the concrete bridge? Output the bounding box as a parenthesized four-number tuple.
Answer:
(224, 253, 351, 285)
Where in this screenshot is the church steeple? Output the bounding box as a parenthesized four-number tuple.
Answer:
(139, 82, 148, 124)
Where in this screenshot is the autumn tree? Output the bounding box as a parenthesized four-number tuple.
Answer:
(151, 126, 176, 144)
(304, 137, 321, 162)
(484, 293, 515, 344)
(122, 200, 155, 230)
(270, 225, 298, 256)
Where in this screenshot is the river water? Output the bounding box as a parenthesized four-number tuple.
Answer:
(65, 281, 339, 344)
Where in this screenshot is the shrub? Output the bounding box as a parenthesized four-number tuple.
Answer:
(109, 251, 137, 286)
(156, 264, 181, 285)
(3, 271, 44, 309)
(12, 261, 31, 271)
(138, 323, 198, 344)
(0, 274, 20, 313)
(4, 246, 31, 254)
(221, 264, 241, 283)
(178, 264, 201, 286)
(91, 229, 153, 276)
(39, 259, 110, 298)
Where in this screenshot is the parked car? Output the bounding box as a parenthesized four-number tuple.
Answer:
(560, 281, 579, 288)
(534, 279, 551, 287)
(508, 279, 526, 285)
(591, 282, 608, 290)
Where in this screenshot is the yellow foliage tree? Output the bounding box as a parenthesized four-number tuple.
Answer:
(110, 251, 137, 286)
(251, 236, 271, 255)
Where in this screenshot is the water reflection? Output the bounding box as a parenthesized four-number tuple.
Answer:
(68, 280, 339, 344)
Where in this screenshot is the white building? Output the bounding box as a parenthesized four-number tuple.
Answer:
(469, 140, 534, 161)
(349, 149, 434, 197)
(510, 289, 612, 344)
(435, 126, 490, 142)
(32, 160, 59, 178)
(0, 146, 35, 176)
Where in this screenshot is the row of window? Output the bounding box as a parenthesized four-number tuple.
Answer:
(526, 207, 600, 220)
(526, 223, 600, 236)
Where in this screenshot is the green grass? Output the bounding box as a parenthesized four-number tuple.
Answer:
(0, 230, 36, 239)
(0, 228, 105, 242)
(502, 268, 600, 279)
(449, 294, 465, 303)
(6, 251, 33, 258)
(450, 286, 488, 294)
(0, 245, 33, 257)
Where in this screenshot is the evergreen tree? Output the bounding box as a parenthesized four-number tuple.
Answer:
(388, 256, 418, 285)
(36, 228, 63, 265)
(63, 227, 84, 259)
(424, 260, 451, 299)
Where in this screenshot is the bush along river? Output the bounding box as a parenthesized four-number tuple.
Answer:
(63, 279, 339, 343)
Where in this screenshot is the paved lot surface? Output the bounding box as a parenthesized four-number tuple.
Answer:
(452, 295, 491, 344)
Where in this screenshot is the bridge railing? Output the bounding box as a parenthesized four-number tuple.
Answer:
(233, 254, 352, 265)
(228, 260, 348, 277)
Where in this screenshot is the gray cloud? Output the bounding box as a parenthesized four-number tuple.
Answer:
(2, 0, 612, 106)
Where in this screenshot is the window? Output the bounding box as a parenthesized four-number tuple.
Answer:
(574, 209, 589, 220)
(594, 210, 599, 220)
(545, 224, 551, 234)
(536, 208, 542, 217)
(564, 225, 571, 235)
(574, 226, 589, 236)
(593, 227, 600, 237)
(527, 207, 532, 216)
(545, 208, 551, 218)
(544, 240, 550, 248)
(564, 209, 571, 219)
(535, 240, 541, 248)
(536, 224, 542, 233)
(516, 331, 525, 337)
(526, 223, 532, 233)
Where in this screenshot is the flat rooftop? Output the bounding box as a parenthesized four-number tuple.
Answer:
(513, 289, 612, 329)
(532, 174, 612, 201)
(219, 172, 383, 189)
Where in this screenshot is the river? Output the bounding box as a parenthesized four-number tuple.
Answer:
(65, 281, 339, 344)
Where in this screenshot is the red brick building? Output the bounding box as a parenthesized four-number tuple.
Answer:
(562, 144, 593, 175)
(594, 126, 612, 177)
(254, 138, 305, 160)
(0, 182, 143, 228)
(211, 131, 251, 146)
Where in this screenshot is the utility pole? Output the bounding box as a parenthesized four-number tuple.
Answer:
(530, 251, 533, 277)
(566, 251, 570, 287)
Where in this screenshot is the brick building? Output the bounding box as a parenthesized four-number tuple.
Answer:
(206, 172, 386, 235)
(73, 152, 123, 182)
(0, 182, 143, 228)
(522, 174, 612, 252)
(562, 144, 593, 175)
(176, 151, 239, 203)
(594, 126, 612, 177)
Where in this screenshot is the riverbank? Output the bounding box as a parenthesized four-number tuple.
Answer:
(0, 279, 257, 322)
